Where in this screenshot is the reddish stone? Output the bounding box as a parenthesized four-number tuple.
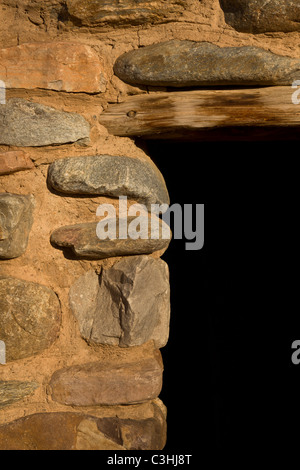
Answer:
(0, 404, 167, 450)
(0, 42, 107, 93)
(0, 413, 81, 450)
(0, 151, 34, 176)
(49, 351, 164, 406)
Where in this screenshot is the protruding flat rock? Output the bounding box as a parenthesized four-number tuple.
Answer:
(49, 350, 163, 406)
(66, 0, 185, 26)
(0, 193, 35, 259)
(219, 0, 300, 34)
(48, 155, 169, 208)
(0, 403, 166, 450)
(0, 381, 39, 409)
(114, 40, 300, 87)
(50, 216, 171, 259)
(0, 277, 61, 361)
(0, 99, 90, 147)
(0, 42, 107, 93)
(69, 256, 170, 348)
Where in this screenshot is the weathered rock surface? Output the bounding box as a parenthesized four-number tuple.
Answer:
(0, 381, 38, 409)
(50, 216, 171, 259)
(69, 256, 170, 348)
(114, 40, 300, 87)
(48, 155, 169, 208)
(0, 193, 35, 259)
(0, 403, 166, 450)
(0, 42, 107, 93)
(0, 151, 34, 176)
(219, 0, 300, 34)
(49, 351, 163, 406)
(66, 0, 185, 26)
(0, 99, 90, 147)
(0, 277, 61, 361)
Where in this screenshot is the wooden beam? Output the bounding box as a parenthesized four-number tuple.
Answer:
(99, 87, 300, 140)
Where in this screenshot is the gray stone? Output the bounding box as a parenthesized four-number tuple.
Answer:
(219, 0, 300, 34)
(50, 216, 171, 259)
(0, 193, 35, 259)
(0, 277, 61, 361)
(48, 155, 169, 209)
(49, 350, 163, 406)
(114, 40, 300, 87)
(0, 99, 90, 147)
(0, 381, 39, 409)
(69, 256, 170, 348)
(66, 0, 185, 27)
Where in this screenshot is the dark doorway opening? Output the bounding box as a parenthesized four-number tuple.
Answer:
(142, 139, 297, 455)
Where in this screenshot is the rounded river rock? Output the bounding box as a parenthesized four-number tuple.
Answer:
(0, 277, 61, 361)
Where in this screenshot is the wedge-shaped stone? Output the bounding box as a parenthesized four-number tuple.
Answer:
(66, 0, 185, 26)
(0, 193, 35, 259)
(0, 99, 90, 147)
(0, 151, 34, 176)
(219, 0, 300, 34)
(114, 40, 300, 87)
(48, 155, 169, 208)
(69, 256, 170, 348)
(0, 403, 166, 450)
(0, 42, 107, 93)
(0, 277, 61, 361)
(50, 216, 171, 259)
(49, 350, 163, 406)
(0, 381, 39, 409)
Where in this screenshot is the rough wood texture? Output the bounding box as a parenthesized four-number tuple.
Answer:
(100, 87, 300, 140)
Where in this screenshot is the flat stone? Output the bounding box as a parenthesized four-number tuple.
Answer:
(114, 40, 300, 87)
(50, 216, 171, 259)
(0, 277, 61, 362)
(0, 98, 90, 147)
(0, 404, 166, 450)
(76, 419, 125, 450)
(0, 381, 39, 409)
(0, 413, 83, 450)
(112, 414, 166, 450)
(47, 155, 169, 209)
(0, 42, 107, 93)
(49, 350, 163, 406)
(0, 151, 34, 176)
(219, 0, 300, 34)
(69, 256, 170, 348)
(0, 193, 35, 259)
(66, 0, 185, 26)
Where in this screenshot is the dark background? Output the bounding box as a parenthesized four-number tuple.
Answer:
(22, 140, 297, 462)
(144, 139, 297, 456)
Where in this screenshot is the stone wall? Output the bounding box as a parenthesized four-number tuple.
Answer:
(0, 0, 299, 450)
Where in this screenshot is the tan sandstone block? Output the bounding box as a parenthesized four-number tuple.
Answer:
(0, 42, 107, 93)
(0, 151, 34, 176)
